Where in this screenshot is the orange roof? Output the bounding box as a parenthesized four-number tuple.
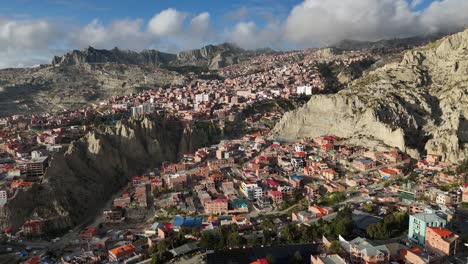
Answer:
(379, 168, 398, 174)
(11, 180, 23, 188)
(109, 244, 135, 256)
(427, 226, 453, 237)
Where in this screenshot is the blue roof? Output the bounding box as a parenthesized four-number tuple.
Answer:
(290, 174, 303, 180)
(173, 216, 202, 228)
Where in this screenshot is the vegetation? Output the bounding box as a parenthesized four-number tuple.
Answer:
(199, 224, 246, 249)
(366, 212, 408, 240)
(318, 192, 346, 206)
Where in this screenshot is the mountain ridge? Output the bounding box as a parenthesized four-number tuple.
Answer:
(271, 30, 468, 163)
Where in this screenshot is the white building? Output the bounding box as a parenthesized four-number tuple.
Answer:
(240, 182, 263, 200)
(0, 190, 7, 206)
(131, 103, 153, 117)
(296, 85, 313, 95)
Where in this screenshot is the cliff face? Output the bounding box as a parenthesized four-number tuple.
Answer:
(52, 43, 246, 70)
(271, 30, 468, 163)
(0, 117, 221, 230)
(52, 47, 177, 66)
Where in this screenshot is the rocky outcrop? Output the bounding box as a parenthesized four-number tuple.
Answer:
(52, 43, 246, 70)
(271, 30, 468, 163)
(0, 117, 221, 230)
(52, 47, 177, 66)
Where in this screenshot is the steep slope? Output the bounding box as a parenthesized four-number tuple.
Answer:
(51, 43, 248, 70)
(0, 117, 221, 230)
(271, 30, 468, 162)
(52, 47, 177, 66)
(0, 63, 184, 117)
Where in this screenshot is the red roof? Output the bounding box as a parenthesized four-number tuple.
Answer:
(268, 190, 282, 196)
(427, 226, 453, 237)
(266, 179, 279, 186)
(109, 244, 135, 256)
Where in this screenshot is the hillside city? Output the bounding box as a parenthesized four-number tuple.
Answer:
(0, 38, 467, 264)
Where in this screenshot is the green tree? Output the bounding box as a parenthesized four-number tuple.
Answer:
(266, 254, 276, 264)
(328, 241, 341, 254)
(289, 251, 303, 264)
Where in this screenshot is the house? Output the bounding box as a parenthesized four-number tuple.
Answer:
(400, 247, 442, 264)
(462, 183, 468, 203)
(288, 174, 304, 189)
(352, 158, 375, 171)
(205, 199, 228, 215)
(292, 211, 315, 222)
(408, 212, 447, 245)
(240, 181, 263, 200)
(267, 190, 283, 206)
(322, 169, 337, 181)
(425, 226, 459, 256)
(378, 168, 399, 179)
(79, 226, 99, 241)
(338, 236, 391, 264)
(108, 244, 135, 262)
(311, 254, 346, 264)
(308, 205, 333, 217)
(22, 220, 43, 237)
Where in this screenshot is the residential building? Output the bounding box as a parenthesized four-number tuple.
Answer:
(425, 226, 459, 256)
(267, 190, 283, 206)
(408, 212, 447, 245)
(240, 181, 263, 200)
(338, 236, 391, 264)
(17, 156, 48, 177)
(311, 254, 346, 264)
(352, 158, 375, 171)
(108, 244, 135, 262)
(0, 190, 7, 206)
(23, 220, 43, 237)
(205, 199, 228, 215)
(463, 183, 468, 203)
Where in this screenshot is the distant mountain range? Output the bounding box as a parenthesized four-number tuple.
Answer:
(51, 42, 261, 70)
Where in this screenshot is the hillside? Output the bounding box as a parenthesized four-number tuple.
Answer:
(271, 30, 468, 163)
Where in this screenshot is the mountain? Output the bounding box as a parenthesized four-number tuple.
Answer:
(52, 47, 177, 66)
(271, 30, 468, 163)
(51, 42, 248, 70)
(0, 117, 222, 230)
(331, 35, 442, 53)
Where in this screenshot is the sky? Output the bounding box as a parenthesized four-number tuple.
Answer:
(1, 0, 468, 68)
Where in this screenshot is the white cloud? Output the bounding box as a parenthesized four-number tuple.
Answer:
(188, 12, 210, 38)
(0, 18, 59, 51)
(148, 8, 187, 37)
(71, 18, 150, 50)
(283, 0, 468, 47)
(228, 21, 283, 49)
(2, 1, 468, 68)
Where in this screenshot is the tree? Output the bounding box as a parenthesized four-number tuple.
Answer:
(289, 251, 303, 264)
(266, 254, 276, 264)
(199, 231, 222, 249)
(281, 223, 300, 243)
(227, 232, 245, 248)
(328, 241, 341, 254)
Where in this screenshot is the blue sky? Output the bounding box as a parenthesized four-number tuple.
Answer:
(0, 0, 467, 68)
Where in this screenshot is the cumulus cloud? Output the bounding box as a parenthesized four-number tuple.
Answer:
(148, 8, 187, 37)
(228, 21, 283, 49)
(2, 1, 468, 68)
(71, 18, 151, 50)
(283, 0, 468, 46)
(0, 18, 60, 51)
(0, 18, 62, 68)
(187, 12, 211, 39)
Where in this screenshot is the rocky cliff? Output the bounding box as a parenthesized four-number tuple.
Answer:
(271, 30, 468, 163)
(52, 43, 247, 70)
(0, 117, 221, 230)
(52, 47, 177, 66)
